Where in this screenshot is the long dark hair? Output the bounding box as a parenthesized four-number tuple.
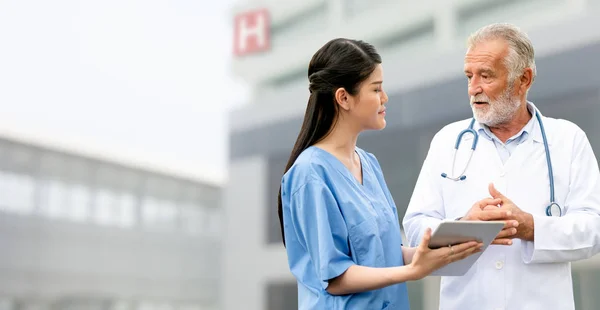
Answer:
(277, 38, 382, 246)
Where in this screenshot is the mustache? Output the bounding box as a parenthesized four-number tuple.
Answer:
(470, 94, 490, 104)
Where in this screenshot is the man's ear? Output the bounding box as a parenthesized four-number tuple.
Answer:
(518, 68, 533, 95)
(335, 87, 351, 111)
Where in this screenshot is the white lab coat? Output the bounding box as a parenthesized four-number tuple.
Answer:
(403, 106, 600, 310)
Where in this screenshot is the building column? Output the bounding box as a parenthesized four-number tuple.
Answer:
(221, 156, 268, 310)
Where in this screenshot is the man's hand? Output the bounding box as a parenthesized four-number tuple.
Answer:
(461, 196, 519, 245)
(487, 183, 535, 242)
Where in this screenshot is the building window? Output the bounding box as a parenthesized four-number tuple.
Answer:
(180, 203, 206, 235)
(0, 171, 35, 214)
(94, 188, 120, 226)
(0, 142, 37, 215)
(141, 196, 177, 230)
(68, 183, 92, 222)
(119, 193, 137, 228)
(41, 179, 69, 218)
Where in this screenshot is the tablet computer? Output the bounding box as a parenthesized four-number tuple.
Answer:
(428, 220, 504, 276)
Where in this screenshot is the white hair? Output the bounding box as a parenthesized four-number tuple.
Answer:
(467, 23, 536, 84)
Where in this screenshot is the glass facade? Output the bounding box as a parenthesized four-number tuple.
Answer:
(0, 138, 219, 237)
(0, 138, 221, 310)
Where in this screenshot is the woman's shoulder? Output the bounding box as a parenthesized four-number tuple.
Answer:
(281, 147, 335, 193)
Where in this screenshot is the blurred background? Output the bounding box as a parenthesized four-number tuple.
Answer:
(1, 0, 600, 310)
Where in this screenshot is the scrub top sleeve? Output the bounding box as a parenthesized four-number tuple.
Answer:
(289, 179, 355, 289)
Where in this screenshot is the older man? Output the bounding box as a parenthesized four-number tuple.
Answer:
(402, 23, 600, 310)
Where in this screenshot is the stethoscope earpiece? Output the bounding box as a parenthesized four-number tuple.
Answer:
(441, 173, 466, 181)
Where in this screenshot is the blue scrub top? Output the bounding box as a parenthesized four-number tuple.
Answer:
(281, 146, 410, 310)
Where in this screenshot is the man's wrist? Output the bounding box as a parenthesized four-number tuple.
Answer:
(524, 213, 535, 241)
(516, 212, 535, 241)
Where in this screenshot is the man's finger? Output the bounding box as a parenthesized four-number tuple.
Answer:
(483, 205, 500, 211)
(495, 227, 517, 239)
(488, 183, 505, 200)
(503, 220, 519, 229)
(475, 198, 502, 209)
(479, 209, 512, 221)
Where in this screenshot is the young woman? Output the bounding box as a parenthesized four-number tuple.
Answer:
(277, 38, 484, 309)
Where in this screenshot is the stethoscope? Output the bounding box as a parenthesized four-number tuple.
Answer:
(441, 110, 563, 217)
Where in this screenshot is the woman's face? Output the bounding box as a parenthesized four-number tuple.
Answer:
(349, 64, 389, 131)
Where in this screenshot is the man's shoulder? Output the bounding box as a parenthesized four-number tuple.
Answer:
(541, 115, 587, 139)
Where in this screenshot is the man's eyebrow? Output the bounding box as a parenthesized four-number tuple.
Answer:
(464, 68, 494, 75)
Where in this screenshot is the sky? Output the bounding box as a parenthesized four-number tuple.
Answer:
(0, 0, 248, 185)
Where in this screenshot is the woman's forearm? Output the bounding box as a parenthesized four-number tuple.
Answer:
(326, 264, 419, 295)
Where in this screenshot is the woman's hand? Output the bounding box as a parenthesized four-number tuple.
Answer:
(408, 228, 483, 280)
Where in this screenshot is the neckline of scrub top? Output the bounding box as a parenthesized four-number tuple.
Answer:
(308, 146, 366, 187)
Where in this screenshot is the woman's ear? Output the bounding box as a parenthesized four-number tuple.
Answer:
(335, 87, 351, 111)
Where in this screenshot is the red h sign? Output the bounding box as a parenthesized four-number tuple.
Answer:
(233, 9, 270, 56)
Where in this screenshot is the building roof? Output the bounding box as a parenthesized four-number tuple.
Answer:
(0, 121, 225, 187)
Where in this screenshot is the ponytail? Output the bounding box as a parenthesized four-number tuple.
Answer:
(277, 90, 337, 246)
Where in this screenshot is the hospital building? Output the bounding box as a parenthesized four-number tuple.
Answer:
(224, 0, 600, 309)
(0, 127, 222, 310)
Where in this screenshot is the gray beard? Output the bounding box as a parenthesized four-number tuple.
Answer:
(471, 87, 521, 126)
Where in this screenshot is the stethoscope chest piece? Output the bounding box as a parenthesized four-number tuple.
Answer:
(546, 202, 562, 217)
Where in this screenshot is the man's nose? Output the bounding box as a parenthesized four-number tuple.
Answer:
(468, 79, 482, 97)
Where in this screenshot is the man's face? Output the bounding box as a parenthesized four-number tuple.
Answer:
(464, 39, 521, 126)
